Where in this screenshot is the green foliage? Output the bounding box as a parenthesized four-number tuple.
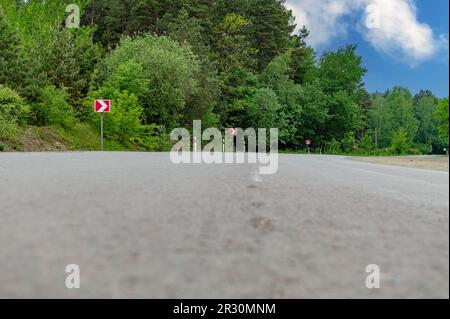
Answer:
(134, 125, 173, 152)
(326, 139, 341, 155)
(97, 34, 199, 129)
(341, 133, 357, 153)
(390, 128, 411, 155)
(434, 98, 449, 146)
(385, 87, 418, 143)
(318, 45, 367, 101)
(30, 86, 76, 129)
(326, 91, 363, 141)
(246, 88, 281, 129)
(87, 61, 146, 143)
(215, 13, 256, 73)
(0, 142, 4, 151)
(106, 91, 143, 143)
(0, 5, 24, 89)
(296, 80, 328, 149)
(0, 117, 20, 145)
(413, 90, 438, 152)
(359, 132, 375, 154)
(368, 94, 392, 148)
(0, 85, 28, 124)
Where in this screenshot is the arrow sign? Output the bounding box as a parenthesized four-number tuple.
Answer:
(94, 99, 111, 113)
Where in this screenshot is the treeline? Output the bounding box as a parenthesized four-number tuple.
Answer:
(0, 0, 448, 154)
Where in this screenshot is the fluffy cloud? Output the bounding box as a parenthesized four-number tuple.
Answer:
(285, 0, 447, 66)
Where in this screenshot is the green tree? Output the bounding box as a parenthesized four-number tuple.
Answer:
(0, 85, 28, 124)
(243, 0, 295, 69)
(297, 80, 329, 149)
(413, 90, 438, 152)
(318, 45, 367, 102)
(386, 87, 419, 144)
(86, 61, 146, 143)
(159, 9, 220, 127)
(94, 34, 200, 129)
(259, 51, 303, 149)
(214, 13, 256, 73)
(368, 94, 393, 148)
(246, 88, 281, 129)
(434, 98, 449, 146)
(390, 128, 410, 155)
(0, 6, 23, 89)
(30, 86, 76, 129)
(359, 132, 375, 154)
(341, 132, 356, 153)
(325, 91, 363, 142)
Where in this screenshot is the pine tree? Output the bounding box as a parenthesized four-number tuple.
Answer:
(0, 6, 23, 89)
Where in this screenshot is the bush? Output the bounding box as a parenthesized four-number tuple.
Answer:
(326, 138, 341, 154)
(390, 128, 410, 155)
(86, 62, 146, 144)
(0, 85, 29, 124)
(0, 142, 4, 151)
(108, 91, 143, 143)
(0, 114, 21, 144)
(97, 34, 200, 129)
(359, 132, 375, 155)
(133, 125, 172, 151)
(341, 133, 357, 153)
(30, 86, 76, 129)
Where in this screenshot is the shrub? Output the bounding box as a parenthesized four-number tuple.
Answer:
(86, 88, 144, 144)
(359, 132, 375, 155)
(0, 142, 4, 151)
(390, 128, 410, 155)
(133, 125, 172, 151)
(0, 85, 29, 124)
(341, 133, 357, 153)
(30, 86, 76, 129)
(326, 138, 341, 154)
(108, 91, 143, 143)
(97, 34, 200, 129)
(0, 114, 21, 144)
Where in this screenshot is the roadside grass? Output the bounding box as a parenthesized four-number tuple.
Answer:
(49, 123, 131, 151)
(0, 118, 23, 151)
(1, 122, 140, 152)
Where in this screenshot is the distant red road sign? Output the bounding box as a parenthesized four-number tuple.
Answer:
(305, 139, 312, 146)
(94, 99, 111, 113)
(229, 128, 237, 136)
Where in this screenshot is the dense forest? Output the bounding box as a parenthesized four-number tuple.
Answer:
(0, 0, 448, 154)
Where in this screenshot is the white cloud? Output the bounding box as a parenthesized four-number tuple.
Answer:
(285, 0, 448, 66)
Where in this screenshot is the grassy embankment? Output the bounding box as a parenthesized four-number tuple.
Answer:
(0, 123, 133, 152)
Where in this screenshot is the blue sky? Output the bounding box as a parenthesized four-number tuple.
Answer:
(286, 0, 449, 97)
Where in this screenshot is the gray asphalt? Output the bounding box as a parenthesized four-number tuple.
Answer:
(0, 153, 448, 298)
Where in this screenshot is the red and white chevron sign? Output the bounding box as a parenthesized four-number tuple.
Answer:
(94, 99, 111, 113)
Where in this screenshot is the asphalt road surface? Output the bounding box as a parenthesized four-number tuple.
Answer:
(0, 153, 448, 298)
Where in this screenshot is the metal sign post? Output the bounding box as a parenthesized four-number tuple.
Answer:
(94, 99, 111, 152)
(100, 113, 104, 151)
(306, 139, 312, 154)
